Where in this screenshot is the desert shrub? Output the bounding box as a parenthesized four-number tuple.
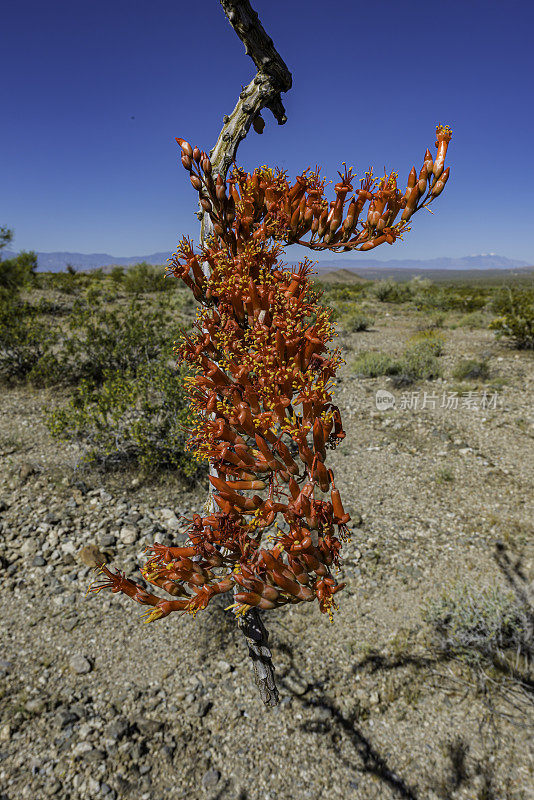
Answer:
(0, 226, 13, 252)
(109, 265, 125, 284)
(39, 270, 85, 295)
(34, 297, 73, 317)
(435, 465, 454, 483)
(325, 284, 367, 301)
(61, 300, 175, 385)
(352, 351, 400, 377)
(342, 310, 374, 332)
(456, 310, 490, 329)
(415, 312, 445, 330)
(47, 359, 202, 479)
(352, 338, 443, 382)
(0, 250, 38, 301)
(425, 582, 531, 667)
(397, 340, 442, 382)
(452, 358, 490, 381)
(372, 278, 413, 303)
(0, 301, 60, 383)
(123, 262, 170, 294)
(0, 295, 180, 387)
(489, 286, 534, 349)
(407, 329, 445, 356)
(411, 284, 490, 313)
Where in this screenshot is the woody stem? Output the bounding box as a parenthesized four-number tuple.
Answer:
(236, 605, 280, 707)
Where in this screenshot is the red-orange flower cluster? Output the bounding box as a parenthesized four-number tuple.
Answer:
(90, 127, 451, 625)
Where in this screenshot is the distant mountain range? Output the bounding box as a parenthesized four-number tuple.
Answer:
(313, 254, 532, 271)
(2, 249, 532, 272)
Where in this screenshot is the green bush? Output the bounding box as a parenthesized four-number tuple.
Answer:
(415, 312, 445, 330)
(324, 284, 367, 301)
(0, 301, 59, 383)
(34, 297, 73, 317)
(342, 310, 374, 332)
(47, 359, 203, 479)
(109, 265, 125, 284)
(407, 330, 445, 356)
(352, 339, 443, 383)
(0, 294, 181, 387)
(456, 310, 490, 329)
(489, 286, 534, 349)
(372, 279, 414, 303)
(352, 351, 400, 377)
(452, 358, 490, 381)
(61, 300, 175, 385)
(0, 250, 38, 301)
(123, 262, 170, 294)
(424, 582, 530, 666)
(399, 279, 493, 314)
(398, 341, 442, 382)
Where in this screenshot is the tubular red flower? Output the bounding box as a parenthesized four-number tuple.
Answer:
(91, 128, 451, 631)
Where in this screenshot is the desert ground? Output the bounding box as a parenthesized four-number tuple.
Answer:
(0, 270, 533, 800)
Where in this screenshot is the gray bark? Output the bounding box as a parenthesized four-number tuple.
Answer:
(195, 0, 292, 707)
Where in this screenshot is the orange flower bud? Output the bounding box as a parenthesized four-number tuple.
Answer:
(431, 166, 450, 197)
(176, 138, 193, 158)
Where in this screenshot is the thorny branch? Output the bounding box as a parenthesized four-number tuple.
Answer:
(199, 0, 292, 251)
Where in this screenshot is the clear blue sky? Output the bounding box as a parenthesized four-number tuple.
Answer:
(2, 0, 533, 264)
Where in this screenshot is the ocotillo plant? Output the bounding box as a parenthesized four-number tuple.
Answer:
(89, 0, 452, 706)
(91, 126, 452, 700)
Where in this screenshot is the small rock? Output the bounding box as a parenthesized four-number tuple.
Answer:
(32, 555, 46, 567)
(284, 676, 309, 696)
(62, 615, 79, 632)
(106, 717, 129, 740)
(202, 769, 221, 790)
(0, 724, 11, 742)
(25, 698, 46, 714)
(119, 526, 138, 545)
(86, 777, 100, 794)
(69, 654, 92, 675)
(81, 748, 106, 763)
(98, 533, 116, 548)
(160, 508, 179, 530)
(19, 462, 36, 482)
(134, 716, 163, 736)
(72, 741, 93, 757)
(57, 710, 80, 728)
(43, 779, 61, 796)
(78, 544, 107, 568)
(216, 660, 232, 673)
(191, 699, 212, 718)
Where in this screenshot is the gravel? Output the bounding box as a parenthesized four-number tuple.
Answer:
(0, 317, 533, 799)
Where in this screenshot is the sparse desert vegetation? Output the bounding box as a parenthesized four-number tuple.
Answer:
(1, 261, 533, 799)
